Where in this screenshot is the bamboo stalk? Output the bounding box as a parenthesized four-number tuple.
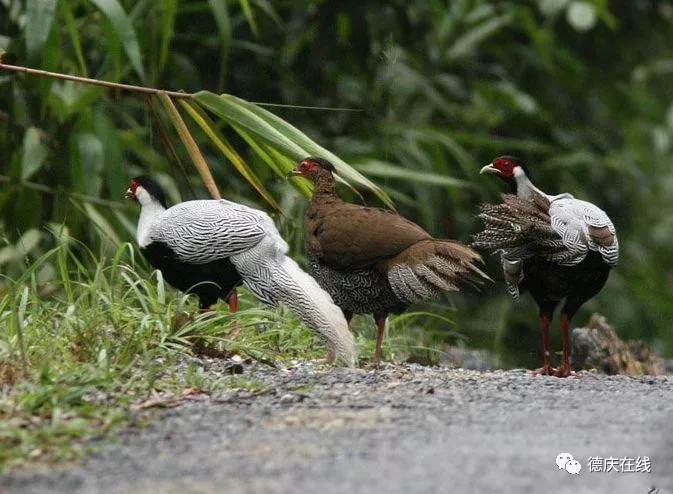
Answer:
(0, 61, 362, 111)
(157, 92, 221, 200)
(0, 62, 192, 99)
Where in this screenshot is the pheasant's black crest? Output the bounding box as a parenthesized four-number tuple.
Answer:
(307, 156, 336, 172)
(133, 175, 168, 209)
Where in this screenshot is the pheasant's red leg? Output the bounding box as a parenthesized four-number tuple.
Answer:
(227, 290, 238, 313)
(531, 313, 556, 376)
(373, 316, 387, 367)
(554, 313, 575, 378)
(227, 290, 240, 335)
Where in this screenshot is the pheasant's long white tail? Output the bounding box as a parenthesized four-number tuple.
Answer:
(232, 240, 357, 367)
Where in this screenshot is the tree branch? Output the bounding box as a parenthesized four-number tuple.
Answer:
(0, 62, 192, 99)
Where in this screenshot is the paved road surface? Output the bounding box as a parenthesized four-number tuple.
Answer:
(3, 364, 672, 493)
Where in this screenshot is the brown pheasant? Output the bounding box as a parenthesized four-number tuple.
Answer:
(289, 156, 490, 364)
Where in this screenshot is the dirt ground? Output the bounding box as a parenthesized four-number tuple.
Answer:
(3, 362, 672, 494)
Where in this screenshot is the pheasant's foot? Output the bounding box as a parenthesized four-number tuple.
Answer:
(228, 320, 240, 335)
(531, 364, 557, 376)
(553, 364, 577, 378)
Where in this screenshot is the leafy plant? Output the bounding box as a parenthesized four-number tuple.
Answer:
(1, 0, 673, 368)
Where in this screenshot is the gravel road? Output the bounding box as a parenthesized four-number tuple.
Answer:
(3, 362, 673, 494)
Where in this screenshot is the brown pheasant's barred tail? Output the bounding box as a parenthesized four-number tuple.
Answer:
(472, 194, 565, 258)
(386, 239, 491, 304)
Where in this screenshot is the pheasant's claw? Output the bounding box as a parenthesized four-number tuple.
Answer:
(531, 364, 557, 376)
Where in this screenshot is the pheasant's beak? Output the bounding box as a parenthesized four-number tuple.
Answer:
(125, 188, 135, 199)
(479, 163, 502, 175)
(285, 168, 302, 179)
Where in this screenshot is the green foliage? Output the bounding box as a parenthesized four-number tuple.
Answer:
(0, 239, 449, 468)
(0, 243, 334, 469)
(1, 0, 672, 369)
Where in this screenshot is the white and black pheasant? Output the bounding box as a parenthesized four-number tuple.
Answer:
(473, 156, 619, 377)
(126, 176, 357, 366)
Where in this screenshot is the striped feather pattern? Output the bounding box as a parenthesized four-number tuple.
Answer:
(145, 199, 268, 262)
(548, 197, 619, 266)
(473, 193, 566, 260)
(232, 231, 356, 367)
(473, 191, 619, 300)
(136, 191, 357, 367)
(386, 239, 490, 305)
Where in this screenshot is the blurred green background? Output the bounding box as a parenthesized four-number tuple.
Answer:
(1, 0, 672, 366)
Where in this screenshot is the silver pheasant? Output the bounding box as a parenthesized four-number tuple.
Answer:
(473, 156, 618, 377)
(127, 176, 357, 367)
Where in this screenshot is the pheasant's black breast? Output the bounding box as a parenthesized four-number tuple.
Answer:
(141, 241, 242, 309)
(521, 250, 612, 313)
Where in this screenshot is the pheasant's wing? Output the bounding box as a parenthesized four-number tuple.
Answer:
(148, 199, 272, 264)
(548, 197, 619, 266)
(473, 192, 563, 298)
(308, 202, 431, 270)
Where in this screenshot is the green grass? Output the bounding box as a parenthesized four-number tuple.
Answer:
(0, 242, 465, 471)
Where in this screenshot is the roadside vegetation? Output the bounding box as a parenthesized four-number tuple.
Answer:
(2, 0, 673, 470)
(0, 240, 461, 469)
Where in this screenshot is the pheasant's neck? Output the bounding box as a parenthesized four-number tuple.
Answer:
(312, 171, 337, 195)
(515, 172, 546, 200)
(137, 200, 166, 247)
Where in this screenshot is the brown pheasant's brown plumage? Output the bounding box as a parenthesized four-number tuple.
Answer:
(289, 156, 490, 364)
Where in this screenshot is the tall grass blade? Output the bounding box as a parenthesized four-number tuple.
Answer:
(25, 0, 58, 64)
(59, 0, 88, 75)
(207, 0, 231, 92)
(88, 0, 146, 82)
(238, 0, 259, 36)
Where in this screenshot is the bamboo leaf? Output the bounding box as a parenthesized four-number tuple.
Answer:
(158, 0, 178, 72)
(59, 0, 88, 76)
(75, 133, 105, 197)
(234, 127, 313, 198)
(207, 0, 231, 91)
(25, 0, 58, 64)
(156, 92, 221, 200)
(180, 99, 282, 211)
(88, 0, 146, 82)
(94, 110, 126, 199)
(21, 127, 49, 181)
(446, 131, 556, 153)
(193, 91, 395, 209)
(238, 0, 259, 36)
(81, 203, 121, 245)
(355, 160, 474, 189)
(220, 95, 390, 203)
(447, 12, 514, 61)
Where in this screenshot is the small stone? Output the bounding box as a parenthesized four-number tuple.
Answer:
(279, 394, 295, 405)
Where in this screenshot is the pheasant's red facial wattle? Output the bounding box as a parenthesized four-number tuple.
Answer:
(294, 159, 317, 176)
(126, 179, 140, 200)
(491, 157, 517, 177)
